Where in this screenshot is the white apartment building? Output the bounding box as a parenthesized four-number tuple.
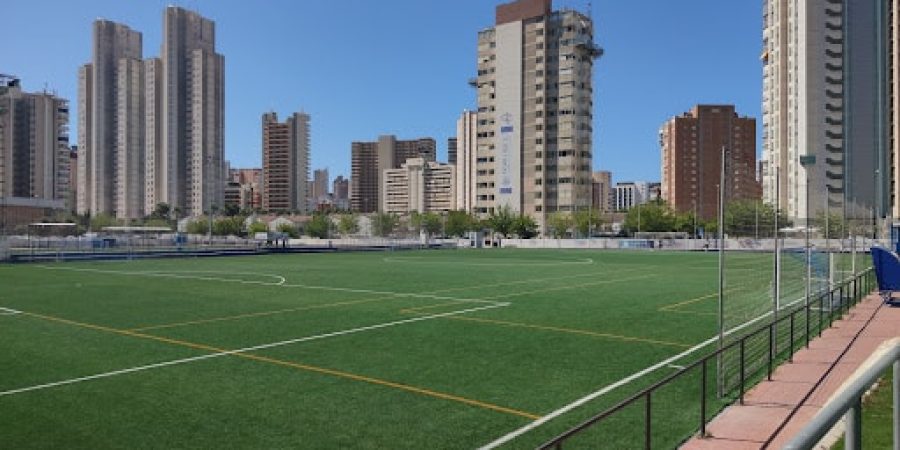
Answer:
(0, 76, 70, 202)
(613, 181, 650, 212)
(762, 0, 889, 223)
(383, 158, 456, 214)
(78, 7, 224, 220)
(474, 0, 601, 232)
(455, 110, 477, 212)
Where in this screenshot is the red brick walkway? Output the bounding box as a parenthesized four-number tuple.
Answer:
(681, 294, 900, 449)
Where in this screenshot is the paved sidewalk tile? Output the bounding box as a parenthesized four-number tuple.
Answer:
(682, 295, 900, 449)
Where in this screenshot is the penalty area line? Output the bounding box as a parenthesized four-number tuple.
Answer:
(0, 302, 510, 398)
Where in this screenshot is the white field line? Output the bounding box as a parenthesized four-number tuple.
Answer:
(478, 294, 811, 449)
(383, 257, 595, 267)
(0, 302, 510, 398)
(38, 266, 287, 287)
(37, 265, 495, 305)
(0, 307, 22, 316)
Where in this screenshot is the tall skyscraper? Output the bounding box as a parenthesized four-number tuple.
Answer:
(333, 175, 350, 210)
(312, 168, 329, 201)
(0, 76, 70, 201)
(447, 137, 458, 165)
(890, 1, 900, 219)
(262, 112, 310, 212)
(350, 135, 436, 213)
(762, 0, 890, 223)
(455, 110, 478, 212)
(591, 170, 611, 213)
(78, 19, 142, 217)
(660, 105, 759, 220)
(161, 6, 225, 217)
(78, 7, 224, 219)
(474, 0, 601, 232)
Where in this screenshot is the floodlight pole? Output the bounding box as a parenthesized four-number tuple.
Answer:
(800, 154, 816, 348)
(717, 146, 726, 395)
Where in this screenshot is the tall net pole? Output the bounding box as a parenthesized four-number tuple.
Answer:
(717, 146, 726, 396)
(772, 168, 781, 357)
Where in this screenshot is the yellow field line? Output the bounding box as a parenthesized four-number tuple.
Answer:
(658, 292, 719, 312)
(658, 288, 742, 312)
(447, 316, 691, 349)
(130, 296, 397, 332)
(22, 311, 541, 421)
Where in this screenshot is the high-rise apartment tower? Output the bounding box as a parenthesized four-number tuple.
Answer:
(474, 0, 601, 232)
(261, 112, 310, 212)
(660, 105, 759, 220)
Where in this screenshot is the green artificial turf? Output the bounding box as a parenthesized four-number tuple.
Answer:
(833, 369, 895, 450)
(0, 249, 870, 448)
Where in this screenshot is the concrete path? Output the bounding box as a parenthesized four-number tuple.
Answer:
(681, 293, 900, 449)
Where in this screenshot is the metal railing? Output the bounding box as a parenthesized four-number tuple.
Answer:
(539, 268, 875, 449)
(783, 337, 900, 450)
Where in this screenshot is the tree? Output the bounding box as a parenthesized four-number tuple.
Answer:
(408, 211, 423, 235)
(623, 200, 677, 234)
(372, 212, 398, 237)
(248, 221, 268, 235)
(221, 203, 241, 217)
(90, 213, 117, 231)
(277, 222, 300, 239)
(573, 210, 602, 238)
(213, 217, 243, 236)
(816, 210, 845, 239)
(723, 200, 790, 238)
(421, 212, 443, 237)
(445, 210, 475, 237)
(546, 212, 573, 238)
(511, 214, 538, 239)
(305, 214, 330, 239)
(186, 219, 209, 235)
(486, 206, 515, 238)
(337, 214, 359, 237)
(150, 203, 170, 220)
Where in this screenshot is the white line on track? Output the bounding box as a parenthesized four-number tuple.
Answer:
(0, 307, 22, 316)
(0, 302, 510, 398)
(478, 295, 812, 449)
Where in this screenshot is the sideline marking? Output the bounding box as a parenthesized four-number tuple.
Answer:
(0, 307, 22, 316)
(38, 265, 495, 304)
(130, 296, 397, 332)
(11, 307, 537, 420)
(478, 295, 811, 449)
(2, 303, 512, 403)
(39, 266, 286, 287)
(383, 256, 595, 267)
(446, 316, 690, 349)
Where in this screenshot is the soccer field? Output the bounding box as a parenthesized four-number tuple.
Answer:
(0, 249, 810, 448)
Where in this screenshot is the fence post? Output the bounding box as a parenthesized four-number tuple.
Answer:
(740, 338, 746, 405)
(845, 396, 862, 450)
(645, 392, 652, 450)
(819, 294, 824, 337)
(700, 359, 707, 437)
(768, 325, 774, 381)
(789, 312, 795, 363)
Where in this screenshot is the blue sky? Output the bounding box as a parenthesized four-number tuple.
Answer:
(2, 0, 762, 184)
